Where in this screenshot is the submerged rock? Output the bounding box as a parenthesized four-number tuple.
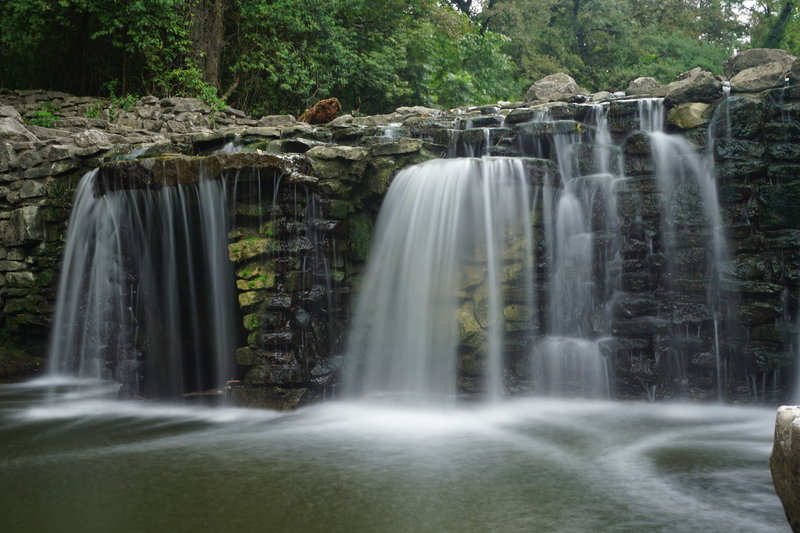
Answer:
(770, 406, 800, 532)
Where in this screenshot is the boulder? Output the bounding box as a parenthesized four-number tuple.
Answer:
(626, 77, 666, 97)
(666, 102, 712, 129)
(664, 68, 723, 106)
(730, 61, 793, 93)
(525, 73, 589, 103)
(770, 406, 800, 533)
(724, 48, 796, 78)
(298, 97, 342, 124)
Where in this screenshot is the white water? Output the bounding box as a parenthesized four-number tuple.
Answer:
(643, 99, 729, 399)
(47, 170, 236, 397)
(345, 158, 536, 400)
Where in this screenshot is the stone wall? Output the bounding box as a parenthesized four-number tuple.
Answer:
(1, 49, 799, 405)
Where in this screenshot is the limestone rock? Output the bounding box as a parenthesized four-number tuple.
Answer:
(525, 73, 589, 103)
(299, 98, 342, 124)
(666, 103, 712, 129)
(396, 106, 440, 116)
(731, 61, 793, 93)
(306, 145, 368, 161)
(0, 118, 38, 142)
(258, 115, 297, 127)
(626, 77, 666, 97)
(664, 68, 723, 106)
(770, 406, 800, 533)
(724, 48, 796, 78)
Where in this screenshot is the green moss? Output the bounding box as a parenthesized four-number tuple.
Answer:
(348, 213, 374, 261)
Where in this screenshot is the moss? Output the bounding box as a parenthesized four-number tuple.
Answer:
(0, 345, 43, 380)
(348, 213, 374, 261)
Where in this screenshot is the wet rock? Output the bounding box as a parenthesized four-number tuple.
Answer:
(770, 405, 800, 533)
(711, 96, 765, 139)
(737, 300, 783, 325)
(525, 73, 589, 103)
(369, 139, 422, 157)
(758, 182, 800, 230)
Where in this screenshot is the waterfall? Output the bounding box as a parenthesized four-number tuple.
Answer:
(47, 169, 236, 398)
(528, 104, 618, 398)
(644, 99, 729, 399)
(345, 158, 536, 402)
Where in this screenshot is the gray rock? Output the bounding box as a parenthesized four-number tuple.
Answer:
(258, 114, 297, 127)
(305, 145, 368, 161)
(626, 77, 667, 97)
(724, 48, 796, 78)
(0, 106, 22, 120)
(731, 61, 793, 93)
(0, 118, 38, 142)
(0, 205, 41, 245)
(664, 68, 723, 106)
(396, 105, 440, 116)
(525, 73, 589, 103)
(770, 405, 800, 533)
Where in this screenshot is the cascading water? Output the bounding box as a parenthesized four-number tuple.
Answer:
(345, 157, 537, 401)
(643, 98, 729, 399)
(47, 168, 236, 397)
(528, 104, 619, 398)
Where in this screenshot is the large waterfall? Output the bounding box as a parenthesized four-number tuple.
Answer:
(47, 169, 237, 397)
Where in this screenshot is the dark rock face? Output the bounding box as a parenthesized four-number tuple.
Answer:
(771, 406, 800, 533)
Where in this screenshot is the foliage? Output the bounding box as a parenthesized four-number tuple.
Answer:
(28, 104, 57, 128)
(0, 0, 794, 114)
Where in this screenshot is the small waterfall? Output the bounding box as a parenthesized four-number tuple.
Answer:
(529, 104, 618, 398)
(345, 158, 536, 402)
(645, 98, 729, 399)
(47, 168, 237, 398)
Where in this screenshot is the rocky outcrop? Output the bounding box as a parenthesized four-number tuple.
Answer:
(771, 406, 800, 532)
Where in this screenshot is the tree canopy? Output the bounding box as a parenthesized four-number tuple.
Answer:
(1, 0, 797, 116)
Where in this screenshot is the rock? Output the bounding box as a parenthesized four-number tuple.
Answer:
(664, 68, 723, 106)
(525, 73, 589, 103)
(724, 48, 796, 78)
(770, 406, 800, 533)
(258, 114, 297, 127)
(298, 97, 342, 124)
(730, 61, 793, 93)
(626, 77, 666, 97)
(369, 139, 423, 156)
(0, 118, 38, 142)
(758, 182, 800, 230)
(0, 206, 41, 245)
(306, 145, 368, 161)
(666, 102, 712, 129)
(590, 91, 616, 102)
(396, 106, 440, 116)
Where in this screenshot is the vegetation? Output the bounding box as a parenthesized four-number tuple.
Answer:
(1, 1, 798, 115)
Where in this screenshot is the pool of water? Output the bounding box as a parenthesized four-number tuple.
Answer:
(0, 379, 789, 533)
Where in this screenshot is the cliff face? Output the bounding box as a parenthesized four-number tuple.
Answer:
(1, 50, 799, 408)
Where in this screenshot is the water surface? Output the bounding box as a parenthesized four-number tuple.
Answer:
(0, 379, 788, 532)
